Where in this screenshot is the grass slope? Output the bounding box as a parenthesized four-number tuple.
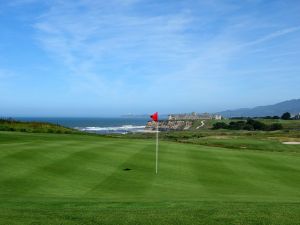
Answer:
(0, 119, 78, 134)
(0, 131, 300, 224)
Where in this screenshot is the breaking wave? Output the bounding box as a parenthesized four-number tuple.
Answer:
(74, 125, 146, 134)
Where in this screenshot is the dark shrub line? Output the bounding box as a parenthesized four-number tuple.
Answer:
(213, 119, 283, 131)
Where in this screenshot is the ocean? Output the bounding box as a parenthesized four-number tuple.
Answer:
(14, 117, 150, 134)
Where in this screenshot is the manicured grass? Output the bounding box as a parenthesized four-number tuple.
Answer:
(0, 131, 300, 224)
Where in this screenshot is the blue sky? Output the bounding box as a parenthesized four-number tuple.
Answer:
(0, 0, 300, 117)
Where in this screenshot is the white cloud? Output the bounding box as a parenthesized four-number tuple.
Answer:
(32, 0, 300, 109)
(243, 26, 300, 47)
(34, 0, 195, 99)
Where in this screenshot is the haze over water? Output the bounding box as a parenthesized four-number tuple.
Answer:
(15, 117, 149, 134)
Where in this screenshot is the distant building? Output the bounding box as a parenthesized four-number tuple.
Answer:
(168, 112, 222, 120)
(214, 115, 222, 120)
(294, 113, 300, 120)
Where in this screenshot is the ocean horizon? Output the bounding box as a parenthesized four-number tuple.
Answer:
(12, 117, 150, 134)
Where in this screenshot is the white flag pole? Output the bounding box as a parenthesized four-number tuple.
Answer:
(156, 121, 159, 174)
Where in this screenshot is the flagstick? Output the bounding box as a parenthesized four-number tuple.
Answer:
(156, 121, 159, 174)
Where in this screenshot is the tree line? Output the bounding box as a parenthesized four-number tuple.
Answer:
(213, 119, 283, 131)
(232, 112, 295, 120)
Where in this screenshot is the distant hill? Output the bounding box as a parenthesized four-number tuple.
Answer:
(218, 99, 300, 118)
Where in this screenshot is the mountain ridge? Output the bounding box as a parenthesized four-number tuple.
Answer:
(218, 99, 300, 117)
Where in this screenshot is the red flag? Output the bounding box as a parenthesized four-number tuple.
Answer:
(150, 112, 158, 122)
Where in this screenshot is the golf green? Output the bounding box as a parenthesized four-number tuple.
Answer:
(0, 131, 299, 224)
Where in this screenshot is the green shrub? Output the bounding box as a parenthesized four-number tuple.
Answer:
(243, 124, 254, 131)
(228, 121, 246, 130)
(269, 123, 283, 131)
(212, 119, 283, 131)
(252, 120, 266, 130)
(281, 112, 291, 120)
(212, 122, 228, 129)
(0, 126, 10, 131)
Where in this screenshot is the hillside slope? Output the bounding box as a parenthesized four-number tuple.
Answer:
(219, 99, 300, 117)
(0, 119, 78, 134)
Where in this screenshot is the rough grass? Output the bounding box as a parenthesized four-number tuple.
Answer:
(0, 131, 300, 224)
(181, 136, 300, 153)
(0, 119, 78, 134)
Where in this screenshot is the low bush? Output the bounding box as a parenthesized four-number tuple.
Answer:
(213, 119, 283, 131)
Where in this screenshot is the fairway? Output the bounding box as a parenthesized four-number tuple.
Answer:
(0, 131, 300, 225)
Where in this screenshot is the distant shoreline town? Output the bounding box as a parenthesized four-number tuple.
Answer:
(168, 112, 222, 120)
(145, 111, 300, 131)
(146, 112, 222, 131)
(122, 99, 300, 119)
